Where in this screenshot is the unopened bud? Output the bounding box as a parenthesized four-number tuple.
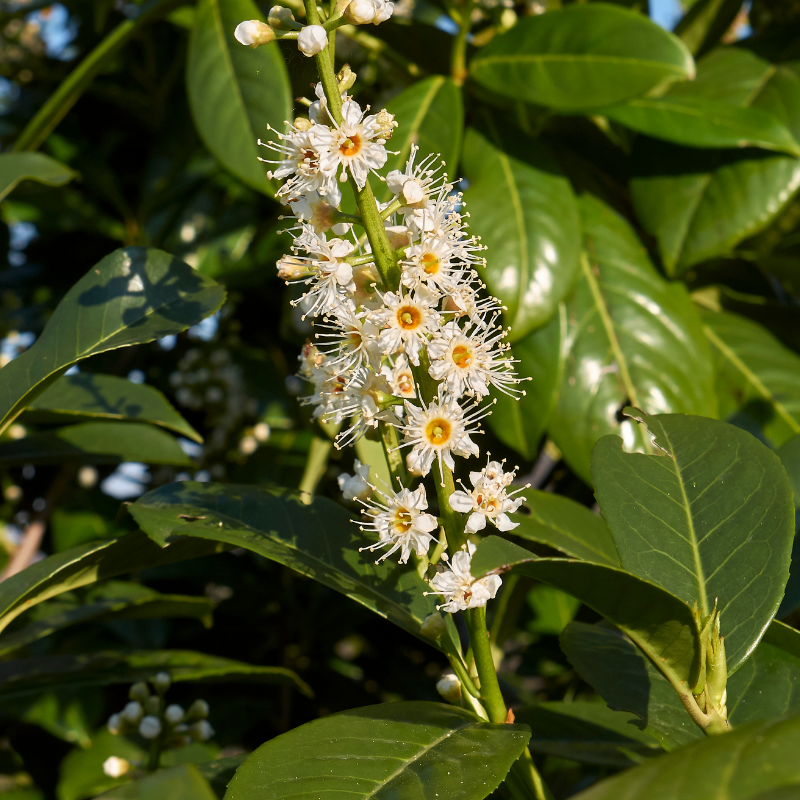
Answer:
(436, 673, 462, 704)
(345, 0, 376, 24)
(139, 716, 162, 740)
(402, 179, 424, 204)
(165, 704, 185, 724)
(267, 5, 295, 29)
(129, 681, 150, 702)
(374, 108, 397, 140)
(121, 701, 144, 724)
(145, 695, 161, 715)
(297, 25, 328, 57)
(186, 699, 210, 720)
(107, 713, 123, 735)
(420, 613, 447, 640)
(189, 720, 215, 741)
(372, 0, 394, 24)
(103, 756, 130, 778)
(152, 672, 171, 693)
(337, 64, 357, 93)
(293, 117, 314, 132)
(234, 20, 276, 47)
(277, 255, 313, 280)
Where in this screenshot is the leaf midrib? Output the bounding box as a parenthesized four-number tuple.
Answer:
(474, 54, 688, 73)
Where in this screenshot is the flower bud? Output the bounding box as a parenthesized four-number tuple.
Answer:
(345, 0, 376, 25)
(186, 699, 210, 720)
(337, 65, 357, 93)
(102, 756, 130, 778)
(139, 716, 162, 739)
(420, 613, 446, 640)
(189, 720, 215, 741)
(293, 117, 314, 132)
(165, 704, 185, 724)
(373, 109, 397, 141)
(277, 255, 314, 281)
(436, 673, 462, 704)
(145, 695, 161, 715)
(107, 713, 122, 735)
(121, 701, 144, 724)
(152, 672, 171, 693)
(267, 5, 295, 29)
(234, 20, 276, 47)
(402, 179, 424, 205)
(298, 25, 328, 57)
(129, 681, 150, 702)
(372, 0, 394, 24)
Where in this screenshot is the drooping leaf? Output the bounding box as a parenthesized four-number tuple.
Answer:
(570, 697, 800, 799)
(461, 124, 580, 339)
(514, 701, 663, 767)
(0, 583, 215, 657)
(0, 649, 310, 699)
(0, 422, 193, 467)
(128, 482, 460, 653)
(24, 373, 201, 443)
(0, 531, 227, 635)
(592, 409, 795, 671)
(187, 0, 290, 194)
(631, 49, 800, 276)
(224, 702, 530, 800)
(547, 195, 717, 483)
(469, 5, 694, 111)
(0, 152, 76, 201)
(599, 96, 800, 154)
(0, 247, 225, 435)
(96, 764, 218, 800)
(471, 536, 702, 689)
(702, 308, 800, 448)
(511, 489, 619, 566)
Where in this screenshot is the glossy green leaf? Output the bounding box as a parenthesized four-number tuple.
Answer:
(24, 373, 201, 443)
(674, 0, 748, 57)
(471, 536, 702, 689)
(592, 409, 795, 671)
(0, 582, 214, 657)
(527, 585, 580, 635)
(0, 531, 226, 635)
(489, 305, 567, 459)
(547, 195, 716, 483)
(511, 489, 619, 566)
(0, 649, 310, 699)
(514, 701, 662, 767)
(0, 422, 193, 467)
(571, 704, 800, 799)
(702, 309, 800, 448)
(600, 96, 800, 154)
(0, 152, 76, 201)
(462, 125, 580, 340)
(778, 434, 800, 506)
(0, 247, 225, 435)
(187, 0, 290, 194)
(96, 764, 218, 800)
(128, 482, 459, 653)
(469, 5, 694, 112)
(224, 702, 530, 800)
(631, 50, 800, 275)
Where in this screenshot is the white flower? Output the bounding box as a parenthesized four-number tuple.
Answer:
(358, 484, 438, 563)
(370, 287, 441, 365)
(382, 353, 416, 400)
(338, 459, 371, 501)
(442, 283, 503, 329)
(234, 20, 275, 47)
(401, 235, 471, 295)
(450, 460, 528, 533)
(386, 146, 450, 217)
(315, 98, 390, 190)
(139, 716, 162, 739)
(401, 393, 489, 479)
(286, 191, 343, 234)
(333, 370, 400, 447)
(291, 227, 356, 317)
(436, 673, 462, 703)
(165, 704, 185, 724)
(315, 303, 382, 372)
(428, 320, 524, 398)
(103, 756, 130, 778)
(426, 542, 502, 613)
(298, 24, 328, 56)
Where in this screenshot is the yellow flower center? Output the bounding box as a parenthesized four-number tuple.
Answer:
(397, 305, 422, 330)
(393, 508, 413, 534)
(339, 134, 362, 157)
(397, 372, 414, 395)
(451, 345, 472, 368)
(425, 418, 452, 446)
(421, 252, 440, 275)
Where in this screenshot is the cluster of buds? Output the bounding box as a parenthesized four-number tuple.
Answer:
(235, 0, 393, 60)
(106, 673, 214, 756)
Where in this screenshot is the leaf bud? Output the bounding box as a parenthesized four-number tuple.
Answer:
(139, 716, 162, 740)
(420, 613, 446, 640)
(436, 673, 462, 704)
(297, 25, 328, 57)
(234, 20, 276, 48)
(165, 704, 185, 724)
(267, 5, 296, 30)
(129, 681, 150, 702)
(186, 699, 210, 720)
(121, 701, 144, 724)
(152, 671, 171, 693)
(345, 0, 377, 25)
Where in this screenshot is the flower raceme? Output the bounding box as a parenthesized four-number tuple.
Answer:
(233, 44, 528, 613)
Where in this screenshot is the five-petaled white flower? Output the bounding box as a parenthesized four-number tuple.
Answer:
(370, 287, 441, 365)
(426, 542, 502, 613)
(449, 460, 528, 533)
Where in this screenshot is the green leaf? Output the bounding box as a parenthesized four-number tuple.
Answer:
(702, 309, 800, 448)
(674, 0, 749, 56)
(0, 152, 76, 201)
(511, 489, 620, 566)
(0, 531, 227, 635)
(0, 649, 310, 699)
(778, 434, 800, 506)
(599, 96, 800, 154)
(0, 422, 193, 467)
(128, 482, 460, 653)
(471, 536, 702, 689)
(0, 583, 214, 657)
(570, 703, 800, 799)
(469, 5, 694, 111)
(514, 701, 663, 767)
(592, 410, 795, 671)
(547, 195, 717, 483)
(24, 373, 201, 443)
(462, 125, 581, 340)
(0, 247, 225, 435)
(96, 764, 218, 800)
(489, 305, 567, 459)
(527, 585, 580, 635)
(187, 0, 290, 194)
(630, 49, 800, 275)
(224, 702, 530, 800)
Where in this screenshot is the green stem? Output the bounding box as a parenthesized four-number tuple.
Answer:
(509, 750, 554, 800)
(447, 654, 481, 699)
(379, 420, 408, 487)
(146, 734, 163, 772)
(13, 0, 184, 152)
(450, 0, 475, 86)
(464, 606, 506, 723)
(353, 182, 401, 289)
